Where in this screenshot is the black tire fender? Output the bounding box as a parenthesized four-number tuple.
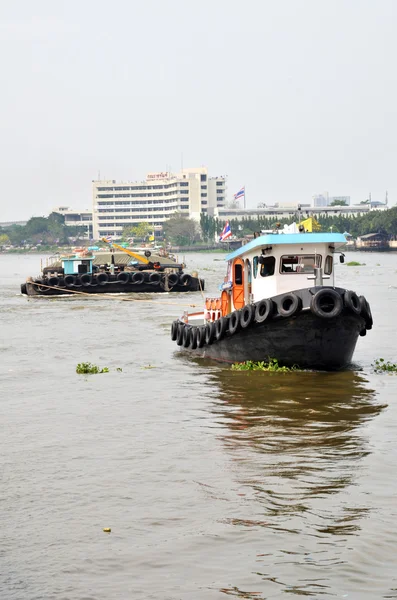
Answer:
(196, 325, 206, 348)
(277, 292, 302, 318)
(80, 274, 92, 286)
(182, 326, 191, 348)
(310, 288, 343, 319)
(48, 276, 59, 287)
(254, 299, 273, 323)
(168, 273, 179, 287)
(64, 275, 76, 286)
(344, 290, 361, 315)
(228, 311, 241, 335)
(117, 272, 130, 284)
(131, 272, 145, 285)
(149, 272, 162, 284)
(96, 273, 108, 286)
(215, 316, 228, 341)
(171, 320, 179, 341)
(176, 323, 185, 346)
(359, 295, 373, 329)
(180, 273, 192, 286)
(205, 322, 216, 345)
(240, 304, 255, 328)
(189, 327, 198, 349)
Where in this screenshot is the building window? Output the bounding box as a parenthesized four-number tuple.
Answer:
(200, 174, 207, 182)
(216, 189, 223, 194)
(179, 181, 189, 186)
(216, 181, 223, 186)
(180, 205, 189, 209)
(280, 255, 321, 274)
(201, 193, 207, 197)
(217, 197, 224, 202)
(201, 201, 207, 205)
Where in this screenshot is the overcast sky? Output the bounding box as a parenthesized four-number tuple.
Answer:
(1, 0, 396, 220)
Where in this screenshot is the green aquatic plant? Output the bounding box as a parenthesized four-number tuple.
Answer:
(373, 358, 397, 373)
(231, 358, 299, 372)
(76, 362, 109, 374)
(346, 261, 365, 266)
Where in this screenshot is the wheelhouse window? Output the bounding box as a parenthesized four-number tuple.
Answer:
(280, 255, 321, 274)
(253, 256, 259, 278)
(259, 256, 275, 277)
(324, 255, 333, 275)
(234, 263, 243, 285)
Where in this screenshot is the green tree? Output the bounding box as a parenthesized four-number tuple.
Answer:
(163, 214, 199, 246)
(0, 233, 10, 247)
(123, 222, 152, 242)
(330, 199, 347, 206)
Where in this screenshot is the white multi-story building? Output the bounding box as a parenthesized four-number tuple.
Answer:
(53, 206, 93, 237)
(92, 167, 226, 239)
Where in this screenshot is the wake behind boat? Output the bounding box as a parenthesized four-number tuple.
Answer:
(170, 229, 373, 370)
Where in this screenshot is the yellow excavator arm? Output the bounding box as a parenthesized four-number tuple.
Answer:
(101, 238, 150, 264)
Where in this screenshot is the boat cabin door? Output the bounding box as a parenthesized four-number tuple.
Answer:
(232, 258, 245, 310)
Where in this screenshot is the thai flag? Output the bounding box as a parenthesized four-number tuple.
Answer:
(219, 221, 232, 241)
(234, 186, 245, 201)
(104, 235, 113, 244)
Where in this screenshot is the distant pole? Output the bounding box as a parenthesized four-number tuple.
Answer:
(244, 186, 246, 209)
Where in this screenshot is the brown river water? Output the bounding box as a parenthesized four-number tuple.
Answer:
(1, 251, 397, 600)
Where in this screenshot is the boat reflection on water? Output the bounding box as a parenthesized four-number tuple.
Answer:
(204, 366, 386, 534)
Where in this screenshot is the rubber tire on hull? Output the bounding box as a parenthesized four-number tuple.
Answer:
(96, 273, 108, 285)
(228, 311, 241, 335)
(176, 323, 185, 346)
(205, 322, 216, 345)
(277, 292, 302, 318)
(196, 326, 206, 348)
(131, 272, 145, 284)
(168, 273, 179, 287)
(180, 274, 192, 286)
(254, 299, 273, 323)
(240, 304, 255, 328)
(80, 274, 92, 286)
(310, 288, 343, 319)
(215, 317, 228, 341)
(64, 275, 76, 286)
(344, 290, 361, 315)
(171, 320, 179, 341)
(48, 276, 59, 287)
(359, 295, 373, 329)
(189, 327, 198, 349)
(117, 272, 130, 284)
(182, 326, 191, 348)
(149, 272, 162, 284)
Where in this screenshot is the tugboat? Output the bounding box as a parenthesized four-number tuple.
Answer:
(170, 229, 373, 370)
(21, 240, 204, 296)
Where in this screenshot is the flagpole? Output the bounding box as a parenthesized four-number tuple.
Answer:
(244, 185, 246, 209)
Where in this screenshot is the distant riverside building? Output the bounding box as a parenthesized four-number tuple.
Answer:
(0, 220, 28, 227)
(92, 167, 226, 239)
(216, 203, 384, 223)
(53, 206, 93, 237)
(313, 193, 351, 207)
(313, 193, 329, 207)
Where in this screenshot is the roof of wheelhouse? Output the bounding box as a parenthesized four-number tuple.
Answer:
(225, 232, 347, 261)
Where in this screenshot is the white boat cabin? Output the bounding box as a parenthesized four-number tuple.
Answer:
(198, 232, 347, 322)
